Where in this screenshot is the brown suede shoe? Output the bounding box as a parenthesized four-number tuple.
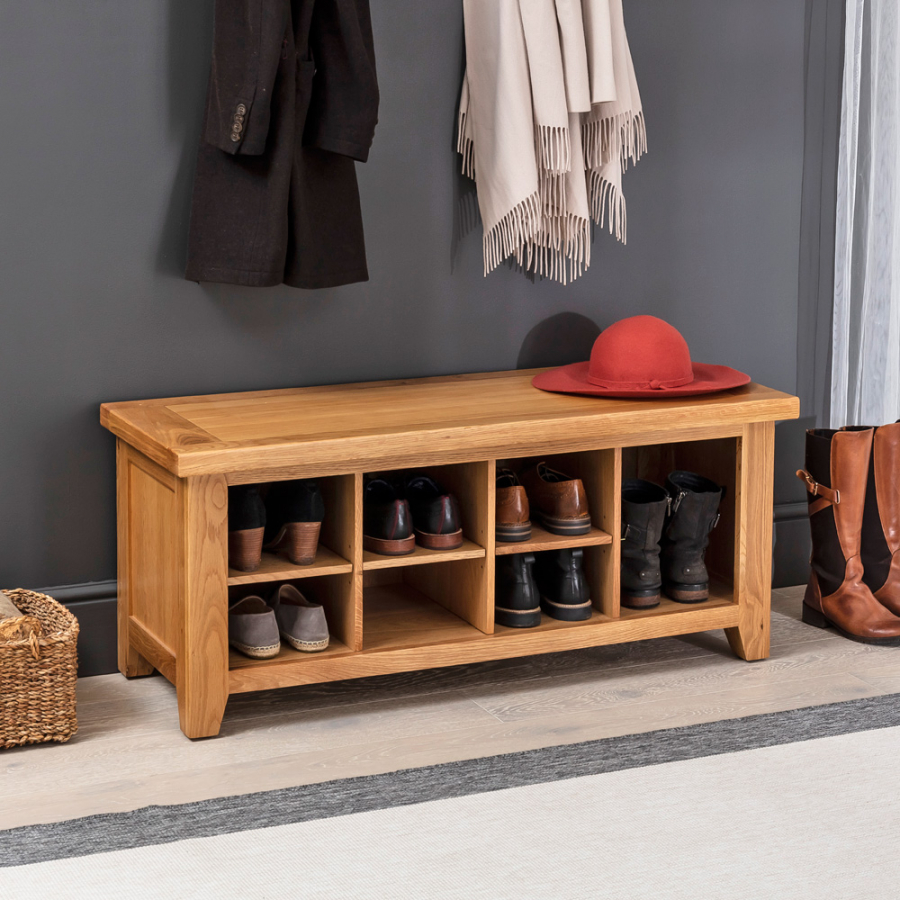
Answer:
(519, 462, 591, 535)
(496, 469, 531, 542)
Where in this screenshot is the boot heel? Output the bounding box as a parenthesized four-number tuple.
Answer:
(801, 602, 831, 629)
(265, 521, 322, 565)
(283, 521, 321, 565)
(228, 527, 265, 572)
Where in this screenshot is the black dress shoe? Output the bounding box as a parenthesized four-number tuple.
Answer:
(495, 554, 541, 627)
(364, 478, 415, 555)
(228, 484, 266, 572)
(534, 548, 592, 621)
(404, 474, 463, 550)
(263, 479, 325, 565)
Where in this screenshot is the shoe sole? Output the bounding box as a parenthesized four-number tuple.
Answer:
(228, 527, 265, 572)
(364, 534, 416, 556)
(802, 602, 900, 646)
(264, 521, 321, 566)
(621, 590, 660, 609)
(495, 605, 542, 628)
(539, 595, 592, 621)
(665, 582, 709, 603)
(496, 522, 532, 543)
(538, 513, 591, 536)
(281, 632, 330, 653)
(229, 639, 280, 659)
(415, 528, 464, 550)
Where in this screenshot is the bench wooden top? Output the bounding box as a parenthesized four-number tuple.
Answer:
(100, 369, 800, 479)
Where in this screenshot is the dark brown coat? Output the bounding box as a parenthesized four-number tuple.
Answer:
(186, 0, 379, 289)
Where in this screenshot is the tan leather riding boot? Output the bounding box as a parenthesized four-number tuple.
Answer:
(797, 428, 900, 645)
(859, 422, 900, 615)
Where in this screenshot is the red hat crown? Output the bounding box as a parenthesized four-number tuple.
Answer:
(587, 315, 694, 391)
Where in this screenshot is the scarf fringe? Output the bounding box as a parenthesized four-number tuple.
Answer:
(539, 169, 568, 218)
(622, 110, 647, 170)
(582, 110, 647, 171)
(457, 108, 476, 180)
(483, 191, 542, 276)
(536, 125, 571, 174)
(589, 172, 627, 244)
(515, 215, 591, 285)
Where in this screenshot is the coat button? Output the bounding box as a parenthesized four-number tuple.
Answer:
(230, 133, 240, 142)
(236, 104, 247, 116)
(232, 122, 243, 133)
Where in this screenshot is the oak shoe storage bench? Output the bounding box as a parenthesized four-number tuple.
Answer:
(101, 371, 799, 739)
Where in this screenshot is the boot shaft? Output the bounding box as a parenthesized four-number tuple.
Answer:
(621, 479, 668, 552)
(802, 428, 872, 597)
(859, 423, 900, 594)
(660, 470, 722, 587)
(535, 548, 590, 606)
(497, 552, 536, 587)
(621, 478, 668, 595)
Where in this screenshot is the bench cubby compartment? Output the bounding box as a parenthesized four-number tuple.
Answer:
(498, 449, 619, 617)
(226, 473, 358, 588)
(228, 572, 358, 671)
(623, 437, 738, 600)
(361, 461, 491, 572)
(363, 558, 489, 650)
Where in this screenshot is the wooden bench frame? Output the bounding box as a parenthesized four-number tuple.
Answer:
(101, 371, 799, 739)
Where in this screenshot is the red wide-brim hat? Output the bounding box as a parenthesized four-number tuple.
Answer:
(532, 315, 751, 399)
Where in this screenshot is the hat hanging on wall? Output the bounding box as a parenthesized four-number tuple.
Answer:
(532, 315, 751, 399)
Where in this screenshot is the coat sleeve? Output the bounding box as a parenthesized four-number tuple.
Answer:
(202, 0, 291, 156)
(303, 0, 380, 163)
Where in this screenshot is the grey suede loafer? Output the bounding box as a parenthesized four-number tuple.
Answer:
(228, 595, 281, 659)
(269, 584, 330, 652)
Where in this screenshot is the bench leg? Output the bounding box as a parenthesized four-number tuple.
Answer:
(176, 474, 230, 739)
(726, 421, 775, 661)
(117, 441, 155, 678)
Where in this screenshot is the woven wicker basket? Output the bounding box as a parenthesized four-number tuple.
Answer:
(0, 590, 79, 750)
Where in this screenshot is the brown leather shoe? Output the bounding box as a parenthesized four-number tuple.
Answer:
(798, 428, 900, 645)
(496, 469, 531, 542)
(519, 462, 591, 536)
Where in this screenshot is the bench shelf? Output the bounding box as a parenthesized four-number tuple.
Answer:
(101, 370, 798, 738)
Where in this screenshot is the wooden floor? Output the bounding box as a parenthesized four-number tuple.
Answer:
(4, 586, 900, 831)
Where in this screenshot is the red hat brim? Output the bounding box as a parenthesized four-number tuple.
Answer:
(532, 361, 751, 398)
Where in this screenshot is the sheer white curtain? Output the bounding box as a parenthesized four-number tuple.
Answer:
(832, 0, 900, 427)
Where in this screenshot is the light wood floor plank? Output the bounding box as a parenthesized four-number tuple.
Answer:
(0, 670, 875, 830)
(7, 585, 897, 832)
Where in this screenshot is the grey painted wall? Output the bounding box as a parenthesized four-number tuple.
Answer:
(0, 0, 805, 602)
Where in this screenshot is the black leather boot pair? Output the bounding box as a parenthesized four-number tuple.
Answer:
(228, 480, 325, 572)
(495, 549, 592, 627)
(364, 474, 463, 556)
(621, 471, 723, 609)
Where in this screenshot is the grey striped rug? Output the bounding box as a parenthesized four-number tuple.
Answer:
(3, 692, 899, 869)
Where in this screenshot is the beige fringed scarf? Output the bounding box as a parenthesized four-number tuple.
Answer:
(458, 0, 645, 283)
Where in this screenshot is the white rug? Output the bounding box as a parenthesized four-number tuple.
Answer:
(6, 724, 900, 899)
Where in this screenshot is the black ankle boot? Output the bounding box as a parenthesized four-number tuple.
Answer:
(661, 471, 723, 602)
(620, 478, 669, 609)
(495, 554, 541, 628)
(534, 548, 592, 621)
